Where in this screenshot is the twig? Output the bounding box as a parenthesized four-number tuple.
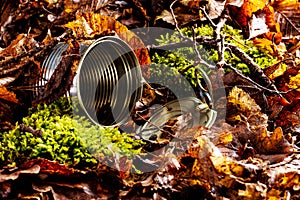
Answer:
(214, 14, 227, 67)
(191, 27, 214, 107)
(225, 63, 284, 95)
(170, 0, 184, 38)
(224, 43, 283, 97)
(146, 36, 218, 51)
(192, 27, 216, 69)
(199, 6, 216, 28)
(19, 124, 42, 137)
(278, 11, 300, 35)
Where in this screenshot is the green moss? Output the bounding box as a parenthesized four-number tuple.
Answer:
(151, 24, 280, 80)
(0, 97, 145, 168)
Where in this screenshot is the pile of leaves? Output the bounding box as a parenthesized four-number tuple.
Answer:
(0, 0, 300, 199)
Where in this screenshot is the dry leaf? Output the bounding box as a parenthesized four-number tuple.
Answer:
(200, 0, 226, 20)
(64, 12, 151, 78)
(226, 86, 261, 124)
(155, 10, 175, 25)
(263, 61, 287, 80)
(0, 86, 18, 104)
(238, 182, 267, 199)
(286, 70, 300, 90)
(0, 77, 16, 87)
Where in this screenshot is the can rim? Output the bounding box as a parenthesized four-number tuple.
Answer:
(76, 36, 143, 127)
(137, 96, 217, 142)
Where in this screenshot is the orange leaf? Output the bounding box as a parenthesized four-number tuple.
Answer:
(0, 86, 18, 104)
(253, 38, 277, 55)
(230, 0, 268, 27)
(64, 12, 151, 78)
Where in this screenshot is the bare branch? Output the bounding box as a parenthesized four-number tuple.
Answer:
(170, 0, 184, 38)
(278, 11, 300, 35)
(199, 6, 217, 28)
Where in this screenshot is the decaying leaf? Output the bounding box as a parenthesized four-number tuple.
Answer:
(33, 39, 80, 105)
(227, 86, 293, 154)
(0, 165, 40, 183)
(238, 182, 267, 199)
(0, 33, 38, 58)
(227, 86, 262, 124)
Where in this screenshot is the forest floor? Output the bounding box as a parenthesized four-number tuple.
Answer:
(0, 0, 300, 199)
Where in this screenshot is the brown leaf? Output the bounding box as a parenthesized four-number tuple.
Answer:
(33, 39, 80, 105)
(155, 10, 175, 25)
(0, 165, 40, 183)
(226, 86, 261, 124)
(0, 77, 16, 87)
(253, 127, 293, 154)
(20, 159, 80, 176)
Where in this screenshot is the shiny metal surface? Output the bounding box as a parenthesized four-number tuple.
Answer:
(137, 97, 217, 142)
(37, 36, 143, 127)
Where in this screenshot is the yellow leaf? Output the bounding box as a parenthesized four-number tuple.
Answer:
(253, 38, 277, 55)
(238, 182, 267, 199)
(216, 131, 233, 145)
(286, 70, 300, 90)
(263, 62, 287, 80)
(227, 86, 261, 123)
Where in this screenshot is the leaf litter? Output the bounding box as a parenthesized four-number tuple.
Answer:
(0, 0, 300, 199)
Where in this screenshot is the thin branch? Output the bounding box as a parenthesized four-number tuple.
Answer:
(279, 11, 300, 35)
(199, 6, 216, 28)
(224, 43, 282, 96)
(146, 36, 218, 51)
(225, 63, 284, 95)
(170, 0, 184, 38)
(214, 15, 227, 67)
(192, 27, 216, 69)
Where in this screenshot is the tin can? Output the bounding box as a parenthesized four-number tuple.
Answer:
(37, 36, 143, 127)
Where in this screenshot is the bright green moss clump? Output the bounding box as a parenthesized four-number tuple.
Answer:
(152, 24, 280, 79)
(0, 98, 145, 168)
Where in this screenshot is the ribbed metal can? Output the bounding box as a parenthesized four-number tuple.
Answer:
(37, 36, 143, 127)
